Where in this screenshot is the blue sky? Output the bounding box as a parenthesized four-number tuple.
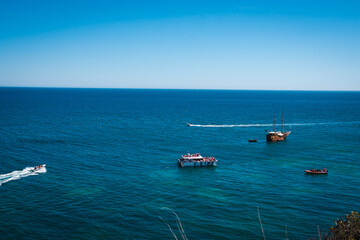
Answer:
(0, 0, 359, 90)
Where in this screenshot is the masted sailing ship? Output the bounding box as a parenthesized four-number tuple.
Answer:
(266, 113, 291, 142)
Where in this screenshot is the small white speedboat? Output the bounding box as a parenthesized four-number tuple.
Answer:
(31, 164, 46, 172)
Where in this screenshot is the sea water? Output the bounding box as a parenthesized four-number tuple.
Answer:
(0, 88, 359, 239)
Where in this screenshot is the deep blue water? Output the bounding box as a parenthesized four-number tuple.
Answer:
(0, 88, 359, 240)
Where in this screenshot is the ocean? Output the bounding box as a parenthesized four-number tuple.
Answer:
(0, 88, 359, 239)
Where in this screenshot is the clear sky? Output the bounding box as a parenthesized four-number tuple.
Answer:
(0, 0, 359, 90)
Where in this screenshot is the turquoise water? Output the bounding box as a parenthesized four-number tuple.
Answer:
(0, 88, 359, 239)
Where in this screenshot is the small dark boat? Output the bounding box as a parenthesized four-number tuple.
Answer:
(304, 168, 328, 174)
(248, 139, 257, 142)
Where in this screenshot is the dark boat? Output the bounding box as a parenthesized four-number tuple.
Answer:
(266, 112, 291, 142)
(248, 139, 257, 142)
(304, 168, 328, 174)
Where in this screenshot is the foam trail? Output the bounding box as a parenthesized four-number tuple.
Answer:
(187, 123, 272, 128)
(0, 166, 46, 186)
(186, 121, 360, 128)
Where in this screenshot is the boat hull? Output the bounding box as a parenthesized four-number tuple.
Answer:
(305, 170, 328, 174)
(266, 131, 291, 142)
(178, 160, 217, 167)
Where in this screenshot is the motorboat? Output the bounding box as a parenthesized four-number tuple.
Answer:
(31, 164, 46, 172)
(304, 168, 328, 174)
(178, 153, 217, 167)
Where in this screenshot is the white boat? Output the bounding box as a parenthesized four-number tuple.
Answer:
(31, 164, 46, 172)
(178, 153, 218, 167)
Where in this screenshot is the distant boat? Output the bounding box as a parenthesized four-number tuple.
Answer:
(266, 112, 291, 142)
(30, 164, 46, 172)
(248, 139, 257, 142)
(178, 153, 218, 167)
(305, 168, 328, 174)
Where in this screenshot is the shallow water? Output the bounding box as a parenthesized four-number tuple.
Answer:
(0, 88, 359, 239)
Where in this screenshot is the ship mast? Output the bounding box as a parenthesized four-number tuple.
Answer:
(273, 113, 276, 132)
(282, 112, 284, 133)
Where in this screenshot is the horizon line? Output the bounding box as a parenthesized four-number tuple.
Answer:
(0, 86, 359, 92)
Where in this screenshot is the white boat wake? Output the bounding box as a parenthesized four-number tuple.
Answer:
(0, 166, 46, 186)
(186, 121, 360, 128)
(187, 123, 274, 128)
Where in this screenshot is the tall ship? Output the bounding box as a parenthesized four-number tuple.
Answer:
(266, 112, 291, 142)
(178, 153, 218, 167)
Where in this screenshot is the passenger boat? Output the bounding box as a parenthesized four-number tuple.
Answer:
(304, 168, 328, 174)
(31, 164, 46, 172)
(178, 153, 218, 167)
(266, 112, 291, 142)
